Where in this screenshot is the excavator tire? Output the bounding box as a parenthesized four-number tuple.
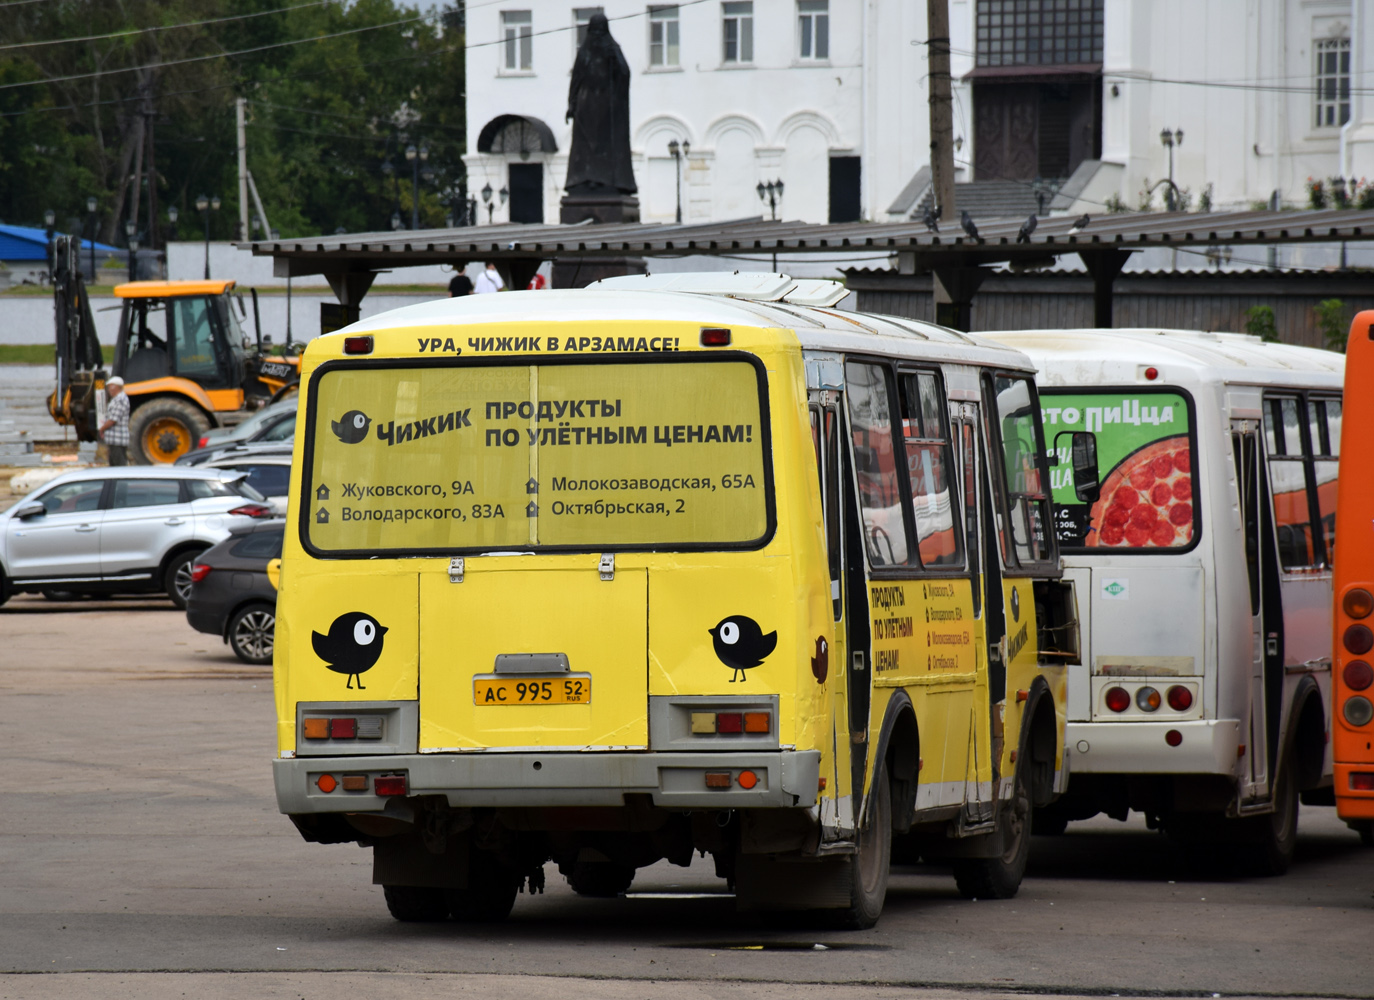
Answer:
(129, 398, 211, 465)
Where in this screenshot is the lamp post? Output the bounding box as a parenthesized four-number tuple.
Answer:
(482, 182, 494, 225)
(391, 211, 403, 231)
(381, 158, 399, 229)
(1159, 128, 1184, 210)
(668, 139, 691, 224)
(167, 204, 179, 243)
(405, 143, 430, 230)
(195, 193, 219, 279)
(124, 220, 139, 283)
(43, 208, 56, 282)
(756, 179, 784, 221)
(85, 196, 97, 284)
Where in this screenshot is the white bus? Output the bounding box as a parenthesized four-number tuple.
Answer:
(982, 328, 1341, 874)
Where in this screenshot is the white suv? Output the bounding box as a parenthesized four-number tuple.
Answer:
(0, 467, 275, 608)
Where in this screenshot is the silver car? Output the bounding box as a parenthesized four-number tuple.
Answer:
(0, 467, 276, 609)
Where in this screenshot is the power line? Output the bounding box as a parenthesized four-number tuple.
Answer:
(0, 1, 334, 54)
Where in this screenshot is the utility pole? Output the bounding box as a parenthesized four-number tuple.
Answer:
(927, 0, 956, 223)
(236, 97, 250, 241)
(144, 74, 159, 253)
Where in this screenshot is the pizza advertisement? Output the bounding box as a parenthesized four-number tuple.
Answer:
(1040, 389, 1199, 552)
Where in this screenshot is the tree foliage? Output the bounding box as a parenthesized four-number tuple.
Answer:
(0, 1, 465, 244)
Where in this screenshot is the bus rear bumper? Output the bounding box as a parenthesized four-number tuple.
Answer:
(274, 749, 822, 815)
(1065, 720, 1242, 776)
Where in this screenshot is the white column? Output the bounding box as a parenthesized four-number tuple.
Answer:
(1345, 0, 1374, 177)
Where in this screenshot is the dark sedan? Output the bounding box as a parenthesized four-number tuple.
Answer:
(186, 521, 283, 664)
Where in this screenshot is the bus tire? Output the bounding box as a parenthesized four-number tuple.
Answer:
(447, 853, 518, 922)
(383, 884, 448, 922)
(129, 398, 210, 465)
(1238, 754, 1299, 876)
(831, 761, 892, 930)
(952, 761, 1032, 900)
(566, 861, 635, 898)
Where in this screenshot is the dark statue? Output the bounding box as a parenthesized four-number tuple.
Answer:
(564, 13, 637, 196)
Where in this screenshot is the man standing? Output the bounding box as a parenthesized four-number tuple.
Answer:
(99, 376, 130, 466)
(474, 262, 505, 294)
(448, 272, 473, 297)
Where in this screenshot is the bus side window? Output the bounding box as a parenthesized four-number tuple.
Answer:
(1311, 397, 1340, 565)
(957, 417, 982, 617)
(1265, 396, 1320, 570)
(811, 406, 844, 620)
(897, 370, 964, 569)
(845, 361, 906, 567)
(986, 374, 1055, 568)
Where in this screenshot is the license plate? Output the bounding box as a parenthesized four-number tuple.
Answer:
(474, 675, 591, 706)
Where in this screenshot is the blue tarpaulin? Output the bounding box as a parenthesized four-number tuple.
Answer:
(0, 223, 118, 261)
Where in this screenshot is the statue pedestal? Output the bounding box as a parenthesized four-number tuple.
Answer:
(552, 194, 646, 288)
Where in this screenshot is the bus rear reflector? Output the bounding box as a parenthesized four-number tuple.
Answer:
(1165, 730, 1183, 747)
(343, 336, 373, 355)
(1351, 773, 1374, 791)
(341, 774, 369, 792)
(1105, 687, 1130, 713)
(1345, 624, 1374, 655)
(316, 774, 337, 793)
(1344, 589, 1374, 620)
(1344, 660, 1374, 691)
(704, 772, 732, 789)
(303, 718, 330, 739)
(737, 770, 759, 789)
(374, 775, 407, 796)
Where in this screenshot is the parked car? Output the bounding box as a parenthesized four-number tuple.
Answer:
(201, 452, 292, 515)
(186, 520, 283, 664)
(0, 467, 276, 609)
(177, 397, 297, 466)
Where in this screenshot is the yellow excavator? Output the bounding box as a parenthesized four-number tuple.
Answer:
(47, 235, 302, 463)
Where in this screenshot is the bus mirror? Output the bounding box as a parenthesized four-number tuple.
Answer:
(1071, 431, 1100, 503)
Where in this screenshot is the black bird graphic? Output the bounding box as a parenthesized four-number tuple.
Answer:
(313, 611, 388, 689)
(331, 410, 372, 444)
(960, 210, 981, 242)
(922, 204, 940, 233)
(1069, 213, 1091, 234)
(1017, 213, 1038, 243)
(709, 615, 777, 683)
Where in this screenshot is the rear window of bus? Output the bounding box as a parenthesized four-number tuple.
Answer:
(1041, 388, 1199, 553)
(301, 356, 773, 555)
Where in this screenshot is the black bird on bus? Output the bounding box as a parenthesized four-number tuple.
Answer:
(709, 615, 777, 683)
(313, 611, 388, 689)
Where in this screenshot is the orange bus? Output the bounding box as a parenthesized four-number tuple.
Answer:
(1332, 310, 1374, 843)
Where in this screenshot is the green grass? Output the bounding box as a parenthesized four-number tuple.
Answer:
(0, 345, 115, 364)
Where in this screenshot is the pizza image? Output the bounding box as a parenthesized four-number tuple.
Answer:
(1086, 435, 1193, 548)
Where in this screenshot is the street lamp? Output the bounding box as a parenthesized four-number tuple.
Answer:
(167, 204, 179, 242)
(406, 143, 430, 229)
(1159, 128, 1184, 210)
(756, 179, 784, 221)
(85, 196, 98, 284)
(391, 211, 403, 231)
(125, 220, 138, 283)
(43, 208, 56, 283)
(196, 193, 219, 279)
(668, 139, 690, 224)
(482, 182, 494, 224)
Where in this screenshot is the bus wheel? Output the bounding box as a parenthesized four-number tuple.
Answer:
(383, 885, 448, 922)
(129, 399, 210, 464)
(953, 764, 1032, 900)
(1238, 756, 1299, 876)
(447, 853, 518, 922)
(831, 761, 892, 930)
(566, 861, 635, 898)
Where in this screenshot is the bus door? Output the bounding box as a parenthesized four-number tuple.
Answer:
(810, 396, 856, 839)
(1232, 422, 1271, 798)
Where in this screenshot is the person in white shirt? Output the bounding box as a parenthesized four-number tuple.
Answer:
(474, 263, 505, 294)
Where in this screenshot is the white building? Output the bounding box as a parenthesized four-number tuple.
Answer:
(464, 1, 1373, 226)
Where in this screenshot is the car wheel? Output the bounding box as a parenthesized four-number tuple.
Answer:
(129, 398, 211, 464)
(164, 550, 202, 610)
(228, 602, 276, 665)
(0, 570, 9, 608)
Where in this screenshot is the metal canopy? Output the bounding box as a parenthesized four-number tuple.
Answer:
(244, 209, 1374, 278)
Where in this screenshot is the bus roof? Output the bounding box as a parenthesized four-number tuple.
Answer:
(114, 279, 236, 298)
(337, 287, 1036, 372)
(980, 328, 1344, 389)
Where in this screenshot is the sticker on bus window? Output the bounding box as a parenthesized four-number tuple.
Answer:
(304, 359, 770, 553)
(1042, 391, 1196, 551)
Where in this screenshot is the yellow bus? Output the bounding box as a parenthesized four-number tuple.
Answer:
(273, 273, 1074, 927)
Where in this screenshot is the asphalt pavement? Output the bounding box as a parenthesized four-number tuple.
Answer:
(1, 595, 1370, 999)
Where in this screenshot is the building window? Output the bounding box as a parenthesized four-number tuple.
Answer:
(502, 10, 532, 71)
(1315, 37, 1350, 128)
(723, 2, 753, 64)
(798, 0, 828, 60)
(574, 7, 604, 51)
(975, 0, 1103, 67)
(650, 6, 680, 67)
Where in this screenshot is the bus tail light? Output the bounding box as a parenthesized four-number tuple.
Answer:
(1344, 660, 1374, 691)
(343, 336, 373, 355)
(716, 713, 743, 734)
(1105, 687, 1130, 713)
(303, 718, 330, 740)
(1344, 696, 1374, 727)
(743, 712, 770, 734)
(374, 775, 407, 796)
(1352, 773, 1374, 791)
(1344, 589, 1374, 620)
(700, 328, 731, 347)
(1136, 686, 1162, 712)
(1165, 730, 1183, 747)
(1344, 625, 1374, 655)
(1166, 685, 1193, 711)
